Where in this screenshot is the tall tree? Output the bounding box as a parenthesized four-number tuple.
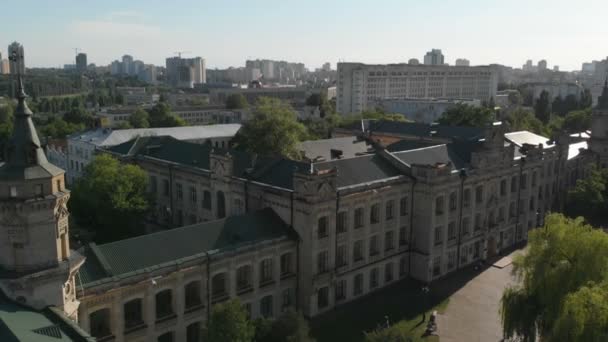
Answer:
(501, 214, 608, 341)
(254, 311, 315, 342)
(226, 93, 249, 109)
(68, 154, 150, 243)
(534, 90, 551, 123)
(562, 109, 592, 133)
(437, 103, 494, 127)
(129, 108, 150, 128)
(147, 102, 185, 127)
(579, 88, 593, 109)
(506, 108, 547, 136)
(565, 166, 608, 223)
(232, 97, 307, 159)
(206, 299, 255, 342)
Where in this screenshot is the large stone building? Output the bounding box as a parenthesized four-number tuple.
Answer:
(336, 62, 497, 114)
(2, 76, 607, 342)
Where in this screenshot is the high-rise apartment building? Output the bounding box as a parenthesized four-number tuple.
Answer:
(336, 62, 497, 114)
(538, 59, 548, 71)
(424, 49, 445, 65)
(455, 58, 470, 67)
(8, 41, 25, 74)
(166, 56, 206, 88)
(122, 54, 134, 75)
(75, 52, 87, 71)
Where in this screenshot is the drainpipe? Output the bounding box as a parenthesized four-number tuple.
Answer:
(205, 252, 211, 321)
(169, 164, 174, 228)
(455, 169, 467, 270)
(407, 179, 417, 276)
(333, 192, 340, 273)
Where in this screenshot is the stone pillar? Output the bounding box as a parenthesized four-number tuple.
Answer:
(111, 297, 124, 342)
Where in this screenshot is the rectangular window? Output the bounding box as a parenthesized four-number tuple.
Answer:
(369, 268, 379, 288)
(280, 253, 292, 275)
(318, 216, 328, 239)
(432, 256, 441, 276)
(282, 288, 292, 310)
(520, 174, 527, 189)
(449, 192, 457, 211)
(475, 186, 483, 204)
(447, 250, 456, 270)
(176, 183, 183, 201)
(353, 241, 363, 262)
(434, 226, 443, 246)
(448, 221, 456, 241)
(260, 259, 273, 285)
(335, 280, 346, 300)
(370, 204, 380, 224)
(385, 200, 394, 220)
(399, 226, 408, 246)
(462, 217, 470, 236)
(435, 196, 444, 215)
(354, 274, 363, 295)
(337, 245, 347, 267)
(337, 211, 347, 233)
(317, 287, 329, 309)
(190, 187, 197, 203)
(384, 263, 394, 282)
(400, 197, 408, 216)
(163, 180, 170, 196)
(474, 213, 482, 231)
(150, 176, 157, 193)
(203, 191, 211, 209)
(509, 202, 516, 217)
(511, 176, 517, 193)
(369, 236, 379, 256)
(354, 208, 364, 228)
(500, 179, 506, 196)
(317, 251, 329, 274)
(463, 189, 471, 207)
(385, 231, 394, 251)
(399, 257, 407, 277)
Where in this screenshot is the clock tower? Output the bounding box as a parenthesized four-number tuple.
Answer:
(0, 75, 84, 320)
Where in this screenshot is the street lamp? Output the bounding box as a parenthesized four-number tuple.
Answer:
(421, 285, 430, 322)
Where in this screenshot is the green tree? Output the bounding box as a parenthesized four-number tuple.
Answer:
(129, 108, 150, 128)
(226, 93, 249, 109)
(579, 88, 593, 109)
(39, 117, 85, 139)
(562, 109, 592, 133)
(565, 167, 608, 223)
(506, 108, 547, 135)
(437, 104, 494, 127)
(115, 121, 132, 129)
(534, 90, 551, 123)
(147, 102, 185, 127)
(206, 299, 255, 342)
(232, 97, 307, 159)
(254, 311, 315, 342)
(0, 102, 14, 142)
(68, 154, 150, 243)
(63, 106, 92, 126)
(500, 213, 608, 342)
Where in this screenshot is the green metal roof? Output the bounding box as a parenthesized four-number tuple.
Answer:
(0, 292, 94, 342)
(79, 208, 294, 286)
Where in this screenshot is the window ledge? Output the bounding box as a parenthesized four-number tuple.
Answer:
(124, 323, 146, 335)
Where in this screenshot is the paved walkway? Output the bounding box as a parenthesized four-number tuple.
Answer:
(436, 251, 520, 342)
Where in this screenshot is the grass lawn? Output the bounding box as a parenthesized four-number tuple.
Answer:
(310, 279, 450, 342)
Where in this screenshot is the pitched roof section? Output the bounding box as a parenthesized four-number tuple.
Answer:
(79, 208, 294, 286)
(314, 154, 402, 187)
(504, 131, 553, 149)
(298, 136, 371, 160)
(343, 120, 484, 141)
(68, 124, 241, 147)
(392, 144, 469, 170)
(0, 292, 94, 342)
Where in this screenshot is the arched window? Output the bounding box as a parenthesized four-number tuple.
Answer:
(216, 191, 226, 218)
(155, 289, 174, 320)
(89, 308, 112, 339)
(184, 281, 202, 311)
(123, 298, 144, 331)
(212, 273, 227, 300)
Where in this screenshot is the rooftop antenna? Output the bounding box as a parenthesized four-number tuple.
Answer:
(74, 47, 79, 56)
(174, 51, 191, 58)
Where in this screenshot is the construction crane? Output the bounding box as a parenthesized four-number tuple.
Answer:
(174, 51, 191, 58)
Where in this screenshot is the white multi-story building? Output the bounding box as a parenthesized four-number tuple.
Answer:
(424, 49, 445, 65)
(59, 125, 241, 184)
(336, 62, 497, 115)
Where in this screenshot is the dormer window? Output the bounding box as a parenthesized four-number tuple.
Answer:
(9, 186, 17, 198)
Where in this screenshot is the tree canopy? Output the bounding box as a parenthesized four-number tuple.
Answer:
(225, 93, 249, 110)
(500, 213, 608, 342)
(148, 102, 185, 127)
(565, 167, 608, 224)
(254, 310, 315, 342)
(205, 299, 255, 342)
(232, 97, 307, 159)
(0, 102, 14, 142)
(534, 90, 551, 123)
(68, 154, 150, 243)
(39, 117, 85, 139)
(437, 104, 495, 127)
(129, 108, 150, 128)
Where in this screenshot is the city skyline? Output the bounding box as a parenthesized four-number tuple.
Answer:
(2, 0, 607, 71)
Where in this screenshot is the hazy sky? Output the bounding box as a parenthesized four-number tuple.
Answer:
(2, 0, 607, 71)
